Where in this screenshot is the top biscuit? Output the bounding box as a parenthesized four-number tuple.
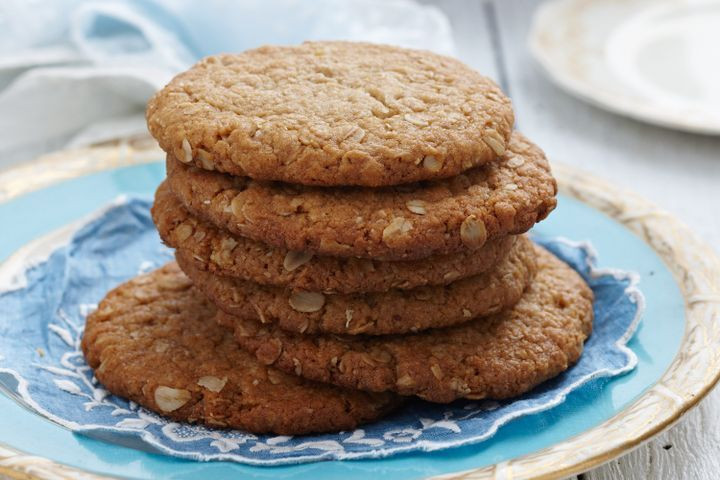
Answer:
(147, 41, 514, 186)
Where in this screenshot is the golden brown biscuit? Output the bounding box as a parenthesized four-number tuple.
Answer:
(147, 41, 514, 186)
(218, 245, 594, 403)
(176, 236, 536, 336)
(81, 264, 401, 434)
(152, 180, 517, 293)
(166, 132, 556, 260)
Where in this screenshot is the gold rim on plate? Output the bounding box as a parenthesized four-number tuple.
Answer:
(0, 142, 718, 480)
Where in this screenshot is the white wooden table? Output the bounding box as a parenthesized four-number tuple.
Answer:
(424, 0, 720, 478)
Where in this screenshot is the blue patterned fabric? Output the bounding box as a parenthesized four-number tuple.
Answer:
(0, 198, 643, 465)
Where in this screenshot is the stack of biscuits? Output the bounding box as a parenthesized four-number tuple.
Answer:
(82, 42, 594, 435)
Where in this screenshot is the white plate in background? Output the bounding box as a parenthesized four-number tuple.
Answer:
(529, 0, 720, 135)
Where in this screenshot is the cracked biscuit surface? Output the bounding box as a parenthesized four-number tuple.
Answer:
(176, 235, 536, 336)
(218, 245, 594, 403)
(81, 263, 401, 434)
(147, 41, 514, 187)
(166, 132, 557, 260)
(152, 180, 517, 293)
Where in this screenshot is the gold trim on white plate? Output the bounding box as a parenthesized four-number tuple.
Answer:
(529, 0, 720, 135)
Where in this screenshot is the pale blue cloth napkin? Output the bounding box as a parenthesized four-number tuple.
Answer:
(0, 0, 454, 168)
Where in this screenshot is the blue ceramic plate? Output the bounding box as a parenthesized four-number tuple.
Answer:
(0, 150, 718, 480)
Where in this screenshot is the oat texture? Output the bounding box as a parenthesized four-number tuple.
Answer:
(152, 181, 517, 293)
(166, 132, 557, 260)
(147, 41, 514, 187)
(218, 245, 594, 403)
(178, 236, 537, 336)
(81, 263, 401, 434)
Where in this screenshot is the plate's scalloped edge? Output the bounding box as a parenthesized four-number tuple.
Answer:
(435, 164, 720, 480)
(0, 135, 162, 203)
(0, 144, 719, 480)
(0, 443, 106, 480)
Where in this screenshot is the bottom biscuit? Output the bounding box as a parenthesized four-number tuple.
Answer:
(81, 263, 401, 434)
(219, 244, 594, 403)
